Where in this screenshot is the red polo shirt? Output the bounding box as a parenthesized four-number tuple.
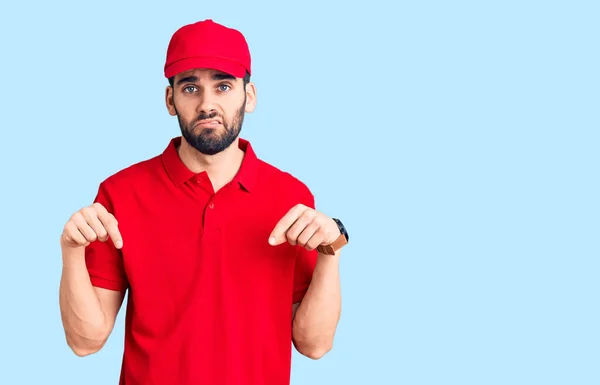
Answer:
(85, 137, 318, 385)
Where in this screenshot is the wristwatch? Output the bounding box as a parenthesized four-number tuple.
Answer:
(316, 218, 349, 255)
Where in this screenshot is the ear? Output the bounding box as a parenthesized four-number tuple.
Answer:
(244, 82, 257, 113)
(165, 86, 176, 116)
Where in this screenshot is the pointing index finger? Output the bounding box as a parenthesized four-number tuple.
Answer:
(95, 205, 123, 249)
(269, 204, 307, 246)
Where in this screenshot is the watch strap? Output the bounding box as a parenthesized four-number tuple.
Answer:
(316, 233, 348, 255)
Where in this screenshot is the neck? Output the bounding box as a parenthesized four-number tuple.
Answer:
(177, 137, 245, 192)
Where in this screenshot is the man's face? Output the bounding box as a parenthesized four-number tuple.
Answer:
(166, 68, 256, 155)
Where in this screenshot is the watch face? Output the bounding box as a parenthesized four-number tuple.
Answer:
(333, 218, 349, 242)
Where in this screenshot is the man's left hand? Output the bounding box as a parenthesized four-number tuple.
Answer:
(268, 204, 340, 251)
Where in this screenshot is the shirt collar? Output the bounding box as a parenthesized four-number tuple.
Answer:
(161, 136, 259, 192)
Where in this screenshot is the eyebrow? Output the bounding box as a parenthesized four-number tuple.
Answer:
(175, 73, 237, 86)
(176, 75, 199, 85)
(212, 73, 236, 81)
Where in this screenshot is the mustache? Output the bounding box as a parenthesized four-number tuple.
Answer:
(193, 111, 221, 125)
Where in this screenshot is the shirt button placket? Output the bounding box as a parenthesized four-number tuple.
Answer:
(203, 199, 216, 231)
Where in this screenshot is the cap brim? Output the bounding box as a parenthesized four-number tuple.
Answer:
(164, 57, 247, 79)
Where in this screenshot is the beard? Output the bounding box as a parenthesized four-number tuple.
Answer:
(175, 97, 246, 155)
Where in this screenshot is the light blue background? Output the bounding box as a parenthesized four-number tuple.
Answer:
(0, 1, 598, 384)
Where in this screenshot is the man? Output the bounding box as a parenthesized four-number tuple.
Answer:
(58, 19, 349, 385)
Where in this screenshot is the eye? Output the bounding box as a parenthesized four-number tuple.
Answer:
(183, 86, 197, 93)
(217, 84, 231, 92)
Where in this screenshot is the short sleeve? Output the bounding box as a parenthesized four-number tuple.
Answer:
(85, 182, 128, 292)
(292, 186, 318, 304)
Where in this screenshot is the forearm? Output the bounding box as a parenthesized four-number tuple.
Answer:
(292, 251, 342, 359)
(59, 247, 110, 355)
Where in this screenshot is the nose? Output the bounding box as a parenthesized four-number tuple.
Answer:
(197, 89, 218, 115)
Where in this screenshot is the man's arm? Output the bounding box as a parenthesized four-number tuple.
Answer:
(291, 250, 341, 359)
(58, 203, 125, 356)
(270, 203, 344, 359)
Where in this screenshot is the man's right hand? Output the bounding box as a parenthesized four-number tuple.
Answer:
(61, 202, 123, 250)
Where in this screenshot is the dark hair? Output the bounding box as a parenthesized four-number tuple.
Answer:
(168, 71, 251, 88)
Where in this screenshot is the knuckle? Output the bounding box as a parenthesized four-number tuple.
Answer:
(61, 232, 71, 242)
(64, 222, 76, 235)
(300, 213, 314, 224)
(80, 206, 93, 218)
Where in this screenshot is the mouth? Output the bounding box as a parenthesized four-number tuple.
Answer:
(194, 119, 222, 129)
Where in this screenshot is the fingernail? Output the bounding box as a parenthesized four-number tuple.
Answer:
(116, 240, 122, 248)
(269, 237, 275, 245)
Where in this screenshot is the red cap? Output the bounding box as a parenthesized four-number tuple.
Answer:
(164, 19, 251, 79)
